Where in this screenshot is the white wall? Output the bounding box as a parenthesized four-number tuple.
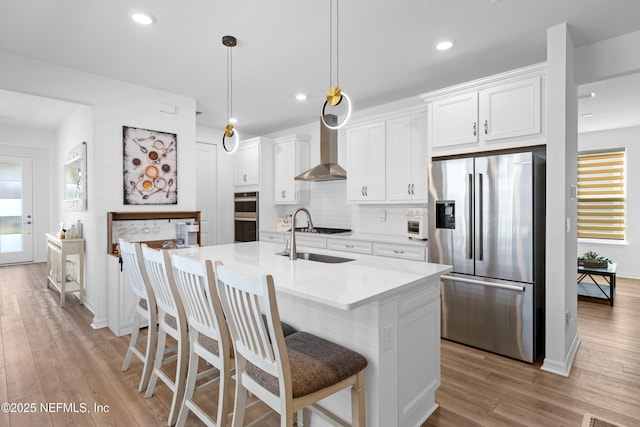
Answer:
(542, 23, 579, 377)
(0, 124, 55, 262)
(1, 51, 197, 329)
(578, 126, 640, 279)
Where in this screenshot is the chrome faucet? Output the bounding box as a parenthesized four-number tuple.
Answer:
(289, 208, 314, 260)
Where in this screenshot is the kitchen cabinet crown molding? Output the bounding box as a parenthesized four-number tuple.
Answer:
(420, 62, 547, 103)
(343, 104, 426, 130)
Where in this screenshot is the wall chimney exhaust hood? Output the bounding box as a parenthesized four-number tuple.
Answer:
(295, 114, 347, 181)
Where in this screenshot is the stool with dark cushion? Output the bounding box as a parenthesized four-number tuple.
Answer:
(215, 262, 367, 427)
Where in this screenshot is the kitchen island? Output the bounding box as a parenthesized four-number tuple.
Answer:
(173, 241, 452, 427)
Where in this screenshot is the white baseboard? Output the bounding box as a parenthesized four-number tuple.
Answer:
(540, 334, 581, 376)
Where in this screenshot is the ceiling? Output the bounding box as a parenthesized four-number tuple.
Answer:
(1, 0, 640, 135)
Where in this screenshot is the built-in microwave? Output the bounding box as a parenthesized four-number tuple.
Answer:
(234, 192, 258, 242)
(406, 208, 428, 240)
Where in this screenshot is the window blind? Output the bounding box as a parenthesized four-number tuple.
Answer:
(577, 150, 625, 240)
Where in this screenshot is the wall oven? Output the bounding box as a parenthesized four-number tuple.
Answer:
(234, 192, 258, 242)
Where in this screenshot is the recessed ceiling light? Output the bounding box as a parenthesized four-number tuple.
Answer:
(578, 92, 596, 99)
(581, 113, 593, 118)
(228, 117, 238, 124)
(0, 115, 15, 121)
(295, 93, 307, 101)
(436, 40, 454, 51)
(130, 11, 156, 25)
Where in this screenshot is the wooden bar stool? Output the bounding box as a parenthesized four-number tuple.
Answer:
(170, 254, 233, 427)
(118, 239, 158, 392)
(141, 245, 189, 426)
(214, 262, 368, 427)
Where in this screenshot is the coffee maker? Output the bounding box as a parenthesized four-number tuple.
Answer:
(186, 222, 199, 247)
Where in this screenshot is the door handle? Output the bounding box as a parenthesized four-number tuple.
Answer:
(411, 183, 415, 195)
(408, 184, 411, 195)
(477, 173, 483, 261)
(484, 120, 488, 134)
(441, 275, 525, 292)
(467, 173, 473, 260)
(473, 121, 477, 136)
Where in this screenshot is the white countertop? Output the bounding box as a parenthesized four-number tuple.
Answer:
(173, 241, 450, 310)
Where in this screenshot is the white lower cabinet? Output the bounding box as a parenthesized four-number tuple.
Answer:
(373, 242, 426, 261)
(259, 231, 285, 244)
(107, 254, 139, 337)
(327, 239, 373, 255)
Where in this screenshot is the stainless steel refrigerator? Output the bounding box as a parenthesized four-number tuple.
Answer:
(428, 149, 545, 363)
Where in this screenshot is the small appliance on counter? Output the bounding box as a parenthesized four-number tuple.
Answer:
(406, 208, 428, 240)
(186, 222, 199, 247)
(175, 222, 187, 247)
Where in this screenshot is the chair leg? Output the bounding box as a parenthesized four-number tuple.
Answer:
(175, 338, 199, 427)
(145, 326, 167, 398)
(167, 330, 189, 426)
(217, 356, 232, 427)
(232, 362, 248, 427)
(139, 315, 157, 392)
(121, 311, 142, 371)
(350, 371, 366, 427)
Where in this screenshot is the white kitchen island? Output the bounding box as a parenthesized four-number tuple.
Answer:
(173, 241, 452, 427)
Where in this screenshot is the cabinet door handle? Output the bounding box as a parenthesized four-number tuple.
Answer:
(365, 186, 368, 196)
(484, 120, 488, 134)
(411, 183, 415, 195)
(393, 250, 405, 254)
(408, 184, 411, 195)
(281, 190, 286, 198)
(361, 186, 365, 196)
(243, 174, 247, 182)
(473, 121, 477, 136)
(345, 244, 354, 248)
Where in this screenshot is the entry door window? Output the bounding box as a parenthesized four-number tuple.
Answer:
(0, 156, 33, 264)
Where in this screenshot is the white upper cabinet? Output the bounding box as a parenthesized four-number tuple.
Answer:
(424, 64, 545, 155)
(431, 92, 479, 148)
(346, 121, 386, 202)
(385, 111, 428, 202)
(234, 139, 261, 186)
(273, 134, 310, 204)
(480, 77, 541, 141)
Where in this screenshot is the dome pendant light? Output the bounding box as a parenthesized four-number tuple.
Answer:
(222, 35, 240, 153)
(321, 0, 351, 130)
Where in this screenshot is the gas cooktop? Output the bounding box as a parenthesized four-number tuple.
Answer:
(294, 227, 351, 234)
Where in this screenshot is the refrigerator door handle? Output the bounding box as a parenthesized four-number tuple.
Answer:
(441, 275, 525, 292)
(467, 173, 473, 259)
(478, 173, 484, 261)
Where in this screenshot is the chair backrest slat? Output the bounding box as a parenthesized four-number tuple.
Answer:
(118, 239, 152, 302)
(215, 263, 282, 377)
(141, 245, 179, 318)
(171, 254, 224, 341)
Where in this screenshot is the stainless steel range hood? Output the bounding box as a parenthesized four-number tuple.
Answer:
(295, 114, 346, 181)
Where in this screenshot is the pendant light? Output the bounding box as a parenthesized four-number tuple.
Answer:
(321, 0, 351, 130)
(222, 35, 239, 153)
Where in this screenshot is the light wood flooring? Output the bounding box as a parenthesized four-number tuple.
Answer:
(1, 263, 639, 426)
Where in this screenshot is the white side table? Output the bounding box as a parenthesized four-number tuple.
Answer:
(46, 233, 84, 307)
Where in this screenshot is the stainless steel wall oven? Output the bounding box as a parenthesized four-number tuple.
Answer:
(234, 192, 258, 242)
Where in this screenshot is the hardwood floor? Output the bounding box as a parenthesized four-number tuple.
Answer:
(1, 263, 639, 426)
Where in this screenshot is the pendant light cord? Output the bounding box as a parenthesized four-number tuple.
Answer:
(227, 46, 233, 122)
(328, 0, 340, 88)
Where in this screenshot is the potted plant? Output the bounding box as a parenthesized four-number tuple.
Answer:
(578, 251, 611, 268)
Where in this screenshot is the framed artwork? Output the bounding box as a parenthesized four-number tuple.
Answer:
(123, 126, 177, 205)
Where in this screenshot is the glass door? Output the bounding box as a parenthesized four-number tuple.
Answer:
(0, 155, 34, 264)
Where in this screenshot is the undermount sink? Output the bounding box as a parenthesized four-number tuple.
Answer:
(276, 251, 354, 264)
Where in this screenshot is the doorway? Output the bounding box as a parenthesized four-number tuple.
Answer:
(0, 155, 34, 264)
(195, 142, 218, 246)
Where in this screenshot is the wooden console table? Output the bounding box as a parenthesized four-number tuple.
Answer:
(577, 262, 617, 307)
(46, 233, 85, 307)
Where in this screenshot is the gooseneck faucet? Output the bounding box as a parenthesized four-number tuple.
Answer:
(289, 208, 314, 260)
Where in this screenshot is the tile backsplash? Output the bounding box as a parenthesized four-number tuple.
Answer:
(274, 180, 426, 236)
